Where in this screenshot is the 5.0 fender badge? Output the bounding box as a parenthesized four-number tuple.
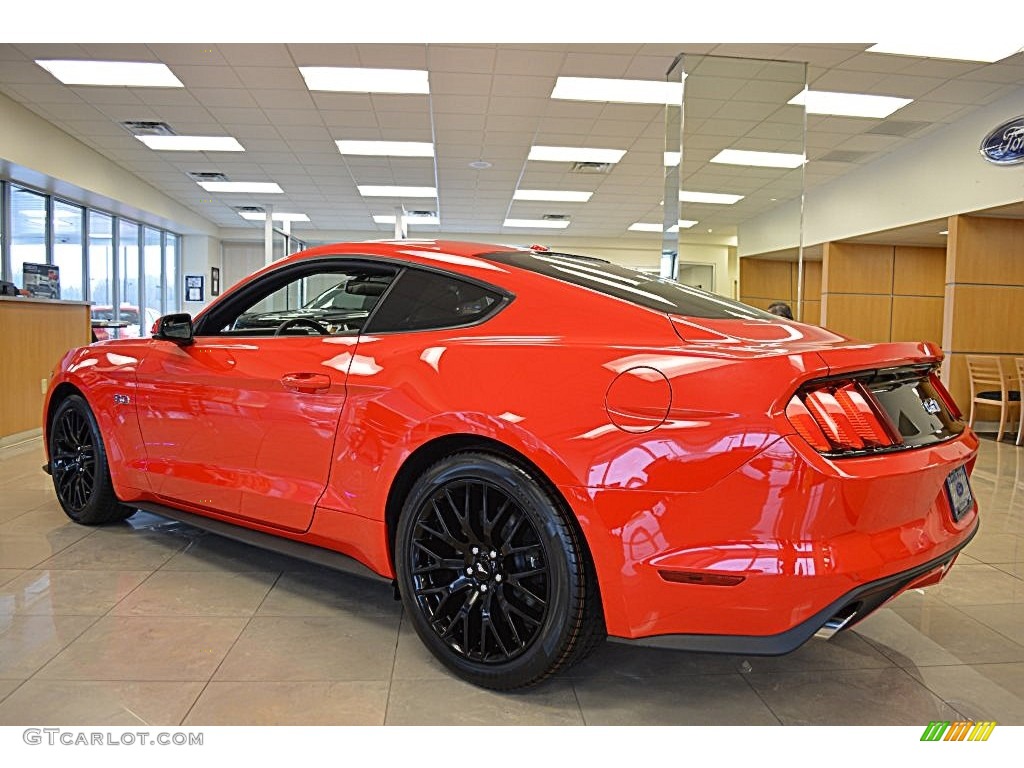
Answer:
(113, 394, 131, 405)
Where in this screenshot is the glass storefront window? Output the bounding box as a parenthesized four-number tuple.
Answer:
(166, 233, 178, 312)
(53, 200, 84, 301)
(11, 185, 48, 289)
(118, 219, 140, 331)
(88, 211, 114, 306)
(143, 227, 162, 335)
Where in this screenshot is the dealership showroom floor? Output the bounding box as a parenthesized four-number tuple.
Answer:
(0, 434, 1021, 727)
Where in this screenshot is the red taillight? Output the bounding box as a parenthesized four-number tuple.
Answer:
(787, 380, 901, 454)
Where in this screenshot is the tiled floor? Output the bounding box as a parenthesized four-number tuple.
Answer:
(0, 435, 1022, 726)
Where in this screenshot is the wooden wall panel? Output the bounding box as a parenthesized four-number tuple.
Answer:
(740, 258, 793, 301)
(948, 215, 1024, 285)
(801, 300, 821, 326)
(891, 296, 944, 346)
(823, 242, 894, 295)
(802, 261, 822, 301)
(740, 296, 775, 311)
(819, 294, 892, 342)
(893, 246, 945, 297)
(947, 285, 1024, 353)
(0, 300, 91, 439)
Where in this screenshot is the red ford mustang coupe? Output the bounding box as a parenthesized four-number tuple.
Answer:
(43, 240, 978, 689)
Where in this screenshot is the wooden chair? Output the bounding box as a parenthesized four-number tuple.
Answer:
(965, 355, 1021, 441)
(1017, 358, 1024, 446)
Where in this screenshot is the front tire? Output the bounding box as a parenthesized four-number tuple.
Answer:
(395, 452, 599, 689)
(49, 394, 135, 525)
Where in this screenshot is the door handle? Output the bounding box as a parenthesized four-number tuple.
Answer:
(280, 372, 332, 394)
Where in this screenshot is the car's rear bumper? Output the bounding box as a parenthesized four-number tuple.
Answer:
(563, 428, 980, 643)
(609, 520, 976, 654)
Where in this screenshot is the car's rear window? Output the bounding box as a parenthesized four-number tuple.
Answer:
(481, 250, 776, 320)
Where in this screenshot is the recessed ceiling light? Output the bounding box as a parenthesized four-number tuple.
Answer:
(513, 190, 593, 203)
(504, 218, 571, 229)
(35, 59, 184, 88)
(336, 140, 434, 157)
(664, 151, 681, 167)
(551, 76, 684, 105)
(137, 136, 245, 152)
(238, 211, 309, 222)
(628, 221, 698, 233)
(357, 185, 437, 198)
(680, 190, 744, 205)
(197, 181, 283, 194)
(789, 90, 913, 118)
(710, 149, 806, 168)
(528, 146, 627, 164)
(866, 43, 1023, 63)
(469, 160, 493, 170)
(374, 214, 441, 226)
(299, 67, 429, 94)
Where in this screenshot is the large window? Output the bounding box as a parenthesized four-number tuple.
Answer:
(143, 227, 162, 337)
(11, 185, 47, 289)
(1, 178, 182, 320)
(88, 211, 114, 306)
(53, 201, 84, 301)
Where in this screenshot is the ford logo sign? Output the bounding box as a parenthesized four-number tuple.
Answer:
(980, 115, 1024, 165)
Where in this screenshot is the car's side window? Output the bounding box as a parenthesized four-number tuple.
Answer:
(209, 264, 397, 337)
(364, 268, 506, 333)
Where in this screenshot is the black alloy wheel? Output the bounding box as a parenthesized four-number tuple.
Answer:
(49, 394, 135, 525)
(396, 452, 603, 689)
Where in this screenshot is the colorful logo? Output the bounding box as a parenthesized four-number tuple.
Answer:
(921, 721, 997, 741)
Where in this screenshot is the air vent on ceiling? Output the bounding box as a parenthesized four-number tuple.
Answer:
(406, 210, 436, 218)
(187, 172, 230, 183)
(865, 120, 931, 138)
(234, 206, 265, 214)
(542, 214, 570, 221)
(569, 161, 613, 174)
(121, 121, 175, 136)
(818, 150, 873, 163)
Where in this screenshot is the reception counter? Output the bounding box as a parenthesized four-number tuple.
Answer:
(0, 296, 92, 444)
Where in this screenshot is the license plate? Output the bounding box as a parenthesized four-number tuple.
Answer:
(945, 465, 973, 522)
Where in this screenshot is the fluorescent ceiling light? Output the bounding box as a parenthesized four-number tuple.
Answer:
(300, 67, 429, 94)
(628, 221, 699, 233)
(513, 190, 593, 203)
(336, 140, 434, 157)
(866, 43, 1023, 63)
(137, 136, 245, 152)
(664, 151, 681, 167)
(238, 212, 310, 222)
(504, 219, 570, 229)
(374, 214, 440, 226)
(710, 149, 806, 168)
(197, 181, 283, 194)
(357, 185, 437, 197)
(679, 190, 744, 205)
(528, 146, 626, 164)
(789, 90, 912, 118)
(551, 76, 683, 105)
(35, 59, 183, 87)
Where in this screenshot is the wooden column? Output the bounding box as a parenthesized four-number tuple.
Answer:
(942, 214, 1024, 408)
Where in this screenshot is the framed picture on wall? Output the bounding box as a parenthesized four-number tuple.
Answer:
(185, 274, 204, 303)
(23, 262, 61, 300)
(210, 267, 221, 297)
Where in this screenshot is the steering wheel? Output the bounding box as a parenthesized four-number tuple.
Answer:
(273, 317, 330, 336)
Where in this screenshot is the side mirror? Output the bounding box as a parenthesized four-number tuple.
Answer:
(153, 313, 194, 345)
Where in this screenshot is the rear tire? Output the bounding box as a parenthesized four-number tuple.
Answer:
(395, 451, 601, 690)
(49, 394, 135, 525)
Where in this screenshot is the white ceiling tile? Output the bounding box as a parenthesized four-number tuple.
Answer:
(219, 44, 294, 67)
(233, 67, 307, 90)
(355, 44, 428, 69)
(431, 93, 490, 114)
(260, 108, 325, 127)
(146, 44, 229, 66)
(319, 110, 380, 128)
(426, 45, 497, 75)
(250, 89, 317, 110)
(172, 65, 245, 89)
(369, 94, 430, 113)
(490, 74, 555, 97)
(286, 44, 360, 67)
(429, 71, 493, 95)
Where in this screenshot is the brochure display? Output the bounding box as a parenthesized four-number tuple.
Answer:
(23, 262, 60, 299)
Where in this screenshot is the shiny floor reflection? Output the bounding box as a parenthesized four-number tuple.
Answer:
(0, 436, 1021, 725)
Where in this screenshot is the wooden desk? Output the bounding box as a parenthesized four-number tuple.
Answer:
(0, 296, 92, 443)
